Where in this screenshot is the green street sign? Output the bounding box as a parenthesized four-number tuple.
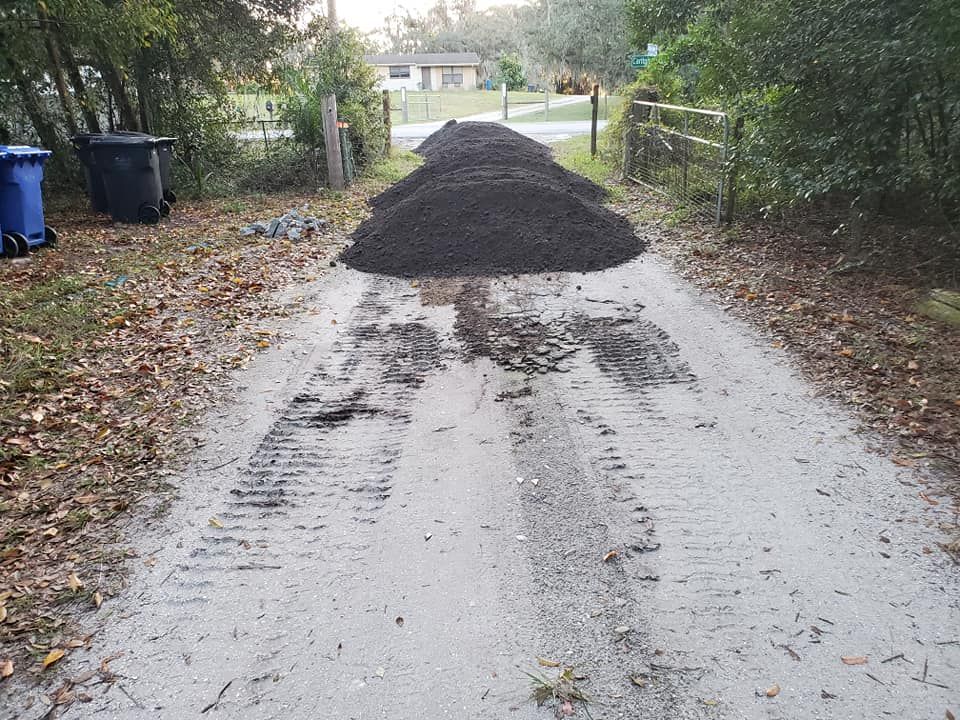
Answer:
(630, 54, 654, 69)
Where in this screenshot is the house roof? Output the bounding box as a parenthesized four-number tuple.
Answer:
(364, 52, 481, 67)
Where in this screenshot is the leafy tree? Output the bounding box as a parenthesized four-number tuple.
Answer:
(625, 0, 960, 228)
(497, 54, 527, 91)
(283, 20, 387, 168)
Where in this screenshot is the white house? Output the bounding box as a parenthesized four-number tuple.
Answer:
(364, 52, 481, 91)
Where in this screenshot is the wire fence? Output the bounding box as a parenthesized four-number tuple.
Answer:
(624, 101, 731, 224)
(211, 119, 292, 150)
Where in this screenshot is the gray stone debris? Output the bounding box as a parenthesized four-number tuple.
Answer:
(240, 205, 329, 241)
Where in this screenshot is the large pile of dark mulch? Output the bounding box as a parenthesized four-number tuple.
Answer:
(341, 121, 645, 277)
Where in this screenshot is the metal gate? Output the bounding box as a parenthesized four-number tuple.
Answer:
(623, 101, 731, 224)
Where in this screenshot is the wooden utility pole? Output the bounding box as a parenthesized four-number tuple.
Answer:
(321, 94, 345, 190)
(327, 0, 338, 35)
(590, 84, 600, 157)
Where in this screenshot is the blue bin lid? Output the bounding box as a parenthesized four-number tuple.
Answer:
(0, 145, 52, 160)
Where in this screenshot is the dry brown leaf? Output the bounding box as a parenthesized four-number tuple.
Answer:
(946, 710, 955, 720)
(67, 572, 83, 592)
(630, 675, 647, 687)
(0, 605, 6, 623)
(602, 550, 619, 563)
(0, 659, 12, 679)
(537, 657, 561, 668)
(838, 347, 855, 357)
(93, 591, 103, 608)
(841, 656, 868, 665)
(766, 683, 781, 697)
(42, 649, 65, 669)
(208, 517, 224, 528)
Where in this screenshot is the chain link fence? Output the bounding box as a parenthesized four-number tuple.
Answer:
(623, 101, 732, 224)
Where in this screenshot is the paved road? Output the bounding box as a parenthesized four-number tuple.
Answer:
(235, 97, 596, 144)
(8, 253, 955, 719)
(393, 119, 606, 144)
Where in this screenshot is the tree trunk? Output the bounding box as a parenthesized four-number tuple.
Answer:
(101, 62, 141, 131)
(39, 9, 79, 137)
(15, 74, 63, 152)
(61, 39, 102, 134)
(135, 54, 152, 134)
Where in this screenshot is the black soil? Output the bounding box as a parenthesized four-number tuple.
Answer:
(341, 121, 646, 278)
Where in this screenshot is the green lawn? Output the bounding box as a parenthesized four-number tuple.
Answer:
(389, 90, 547, 124)
(511, 96, 622, 123)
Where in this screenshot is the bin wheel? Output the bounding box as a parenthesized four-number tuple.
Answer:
(160, 200, 171, 217)
(138, 204, 162, 225)
(164, 189, 177, 204)
(1, 234, 18, 259)
(10, 232, 29, 257)
(44, 225, 59, 247)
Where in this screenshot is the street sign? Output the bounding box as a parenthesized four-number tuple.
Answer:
(630, 54, 654, 69)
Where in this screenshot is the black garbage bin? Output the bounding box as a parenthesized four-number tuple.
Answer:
(155, 137, 177, 203)
(111, 132, 177, 203)
(70, 134, 109, 213)
(90, 135, 167, 224)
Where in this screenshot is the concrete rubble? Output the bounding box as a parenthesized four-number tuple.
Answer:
(240, 206, 328, 240)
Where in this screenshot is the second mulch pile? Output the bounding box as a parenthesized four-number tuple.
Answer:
(341, 121, 645, 277)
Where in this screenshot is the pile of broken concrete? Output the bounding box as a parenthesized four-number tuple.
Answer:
(241, 207, 328, 241)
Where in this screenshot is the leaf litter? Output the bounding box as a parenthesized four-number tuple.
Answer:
(0, 185, 375, 678)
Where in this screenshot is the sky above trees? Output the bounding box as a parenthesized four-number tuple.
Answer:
(308, 0, 519, 32)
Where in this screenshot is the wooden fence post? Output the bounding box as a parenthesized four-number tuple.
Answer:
(501, 83, 508, 120)
(724, 115, 745, 223)
(590, 83, 600, 157)
(400, 87, 408, 123)
(321, 94, 345, 190)
(382, 89, 391, 152)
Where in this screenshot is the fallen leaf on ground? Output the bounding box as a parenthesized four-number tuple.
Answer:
(537, 657, 561, 668)
(93, 591, 103, 608)
(0, 659, 12, 679)
(766, 683, 780, 697)
(208, 517, 224, 528)
(841, 656, 868, 665)
(602, 550, 619, 562)
(42, 649, 65, 669)
(67, 572, 83, 592)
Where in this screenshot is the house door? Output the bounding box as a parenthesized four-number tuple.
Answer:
(421, 67, 431, 90)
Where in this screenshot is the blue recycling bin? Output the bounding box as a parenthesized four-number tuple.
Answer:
(0, 145, 57, 258)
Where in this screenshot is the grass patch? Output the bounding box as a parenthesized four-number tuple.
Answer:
(552, 135, 624, 201)
(363, 148, 423, 184)
(0, 276, 101, 400)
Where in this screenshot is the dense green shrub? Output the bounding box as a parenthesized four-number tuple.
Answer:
(625, 0, 960, 227)
(282, 20, 387, 171)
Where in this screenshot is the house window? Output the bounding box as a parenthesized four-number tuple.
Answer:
(389, 65, 410, 79)
(442, 66, 464, 87)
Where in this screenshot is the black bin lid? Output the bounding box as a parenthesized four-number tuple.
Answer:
(90, 134, 160, 147)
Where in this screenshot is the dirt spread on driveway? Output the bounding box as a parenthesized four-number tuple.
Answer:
(341, 122, 645, 277)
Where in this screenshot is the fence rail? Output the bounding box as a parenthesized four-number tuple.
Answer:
(624, 100, 732, 224)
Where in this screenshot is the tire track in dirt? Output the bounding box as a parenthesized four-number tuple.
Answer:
(443, 276, 706, 718)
